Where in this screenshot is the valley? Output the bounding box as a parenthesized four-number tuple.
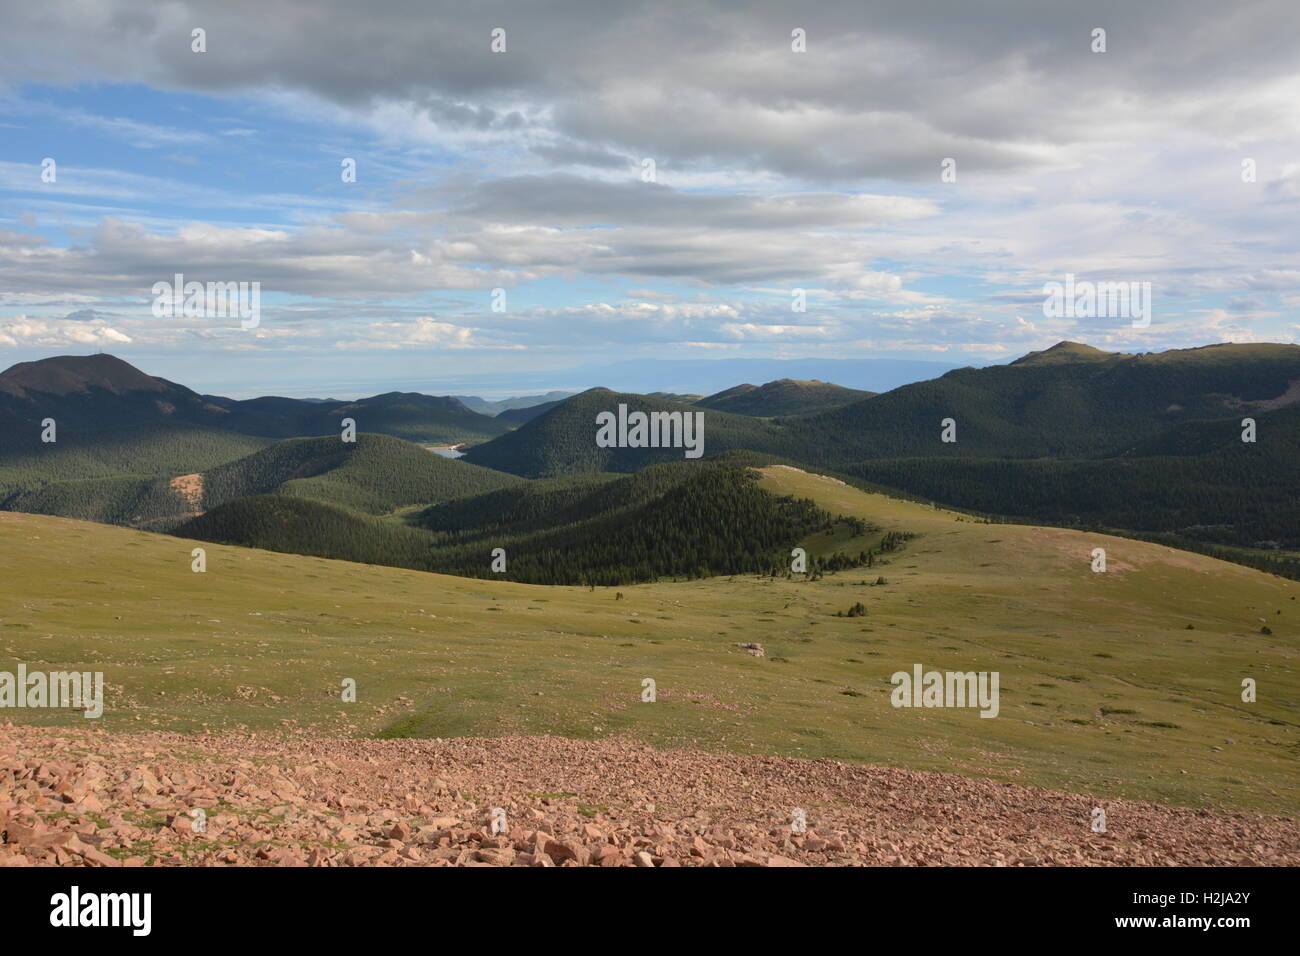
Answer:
(2, 467, 1294, 815)
(2, 342, 1297, 872)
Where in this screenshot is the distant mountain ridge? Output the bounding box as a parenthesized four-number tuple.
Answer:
(5, 342, 1300, 571)
(2, 432, 523, 531)
(1009, 341, 1113, 366)
(0, 354, 229, 435)
(455, 391, 576, 416)
(559, 355, 978, 395)
(0, 353, 172, 398)
(0, 354, 509, 448)
(463, 388, 780, 477)
(695, 378, 873, 416)
(460, 341, 1300, 477)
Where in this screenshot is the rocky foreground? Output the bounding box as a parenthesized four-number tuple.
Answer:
(1, 724, 1296, 867)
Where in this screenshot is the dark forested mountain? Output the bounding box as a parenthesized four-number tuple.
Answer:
(0, 422, 269, 487)
(1, 432, 523, 530)
(842, 401, 1300, 553)
(175, 461, 854, 586)
(495, 398, 566, 425)
(300, 392, 510, 444)
(645, 392, 705, 404)
(497, 389, 715, 426)
(198, 433, 523, 513)
(466, 342, 1300, 475)
(448, 342, 1300, 574)
(796, 341, 1300, 464)
(0, 353, 510, 448)
(5, 343, 1299, 581)
(462, 388, 784, 477)
(0, 354, 232, 440)
(455, 391, 576, 416)
(695, 378, 873, 416)
(1008, 341, 1114, 366)
(172, 494, 440, 569)
(198, 390, 509, 443)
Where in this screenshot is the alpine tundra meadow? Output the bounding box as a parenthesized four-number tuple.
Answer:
(0, 0, 1297, 940)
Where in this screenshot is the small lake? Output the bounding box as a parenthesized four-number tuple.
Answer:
(428, 446, 465, 459)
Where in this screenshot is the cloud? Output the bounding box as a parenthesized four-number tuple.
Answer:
(0, 316, 132, 347)
(4, 1, 1297, 183)
(332, 316, 515, 351)
(0, 1, 1297, 366)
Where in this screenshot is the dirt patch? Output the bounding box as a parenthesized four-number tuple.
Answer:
(1026, 527, 1139, 572)
(168, 473, 204, 516)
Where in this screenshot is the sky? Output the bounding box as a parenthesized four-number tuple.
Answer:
(0, 0, 1297, 397)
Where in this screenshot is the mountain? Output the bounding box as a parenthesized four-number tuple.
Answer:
(305, 392, 510, 444)
(0, 353, 510, 447)
(450, 342, 1300, 570)
(695, 378, 873, 416)
(7, 342, 1300, 580)
(840, 400, 1300, 559)
(2, 432, 523, 530)
(0, 352, 167, 398)
(0, 354, 231, 439)
(171, 494, 440, 569)
(495, 398, 566, 425)
(645, 392, 705, 403)
(197, 433, 523, 514)
(1009, 340, 1114, 366)
(555, 355, 977, 395)
(463, 343, 1300, 477)
(0, 422, 269, 488)
(201, 390, 510, 444)
(462, 388, 784, 478)
(176, 460, 851, 586)
(491, 391, 706, 428)
(454, 391, 576, 416)
(793, 341, 1300, 464)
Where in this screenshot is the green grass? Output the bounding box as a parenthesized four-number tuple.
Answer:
(1, 466, 1296, 814)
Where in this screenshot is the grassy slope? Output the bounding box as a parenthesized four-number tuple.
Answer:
(1, 470, 1295, 813)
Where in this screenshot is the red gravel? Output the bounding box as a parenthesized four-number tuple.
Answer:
(2, 724, 1295, 867)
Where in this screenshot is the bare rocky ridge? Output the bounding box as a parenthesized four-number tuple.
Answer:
(2, 724, 1295, 867)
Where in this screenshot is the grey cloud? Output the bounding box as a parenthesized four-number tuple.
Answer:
(2, 1, 1296, 183)
(443, 174, 936, 229)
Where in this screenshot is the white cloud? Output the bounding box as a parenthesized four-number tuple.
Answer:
(0, 315, 132, 347)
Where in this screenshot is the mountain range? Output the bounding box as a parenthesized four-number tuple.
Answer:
(0, 353, 511, 449)
(2, 341, 1298, 580)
